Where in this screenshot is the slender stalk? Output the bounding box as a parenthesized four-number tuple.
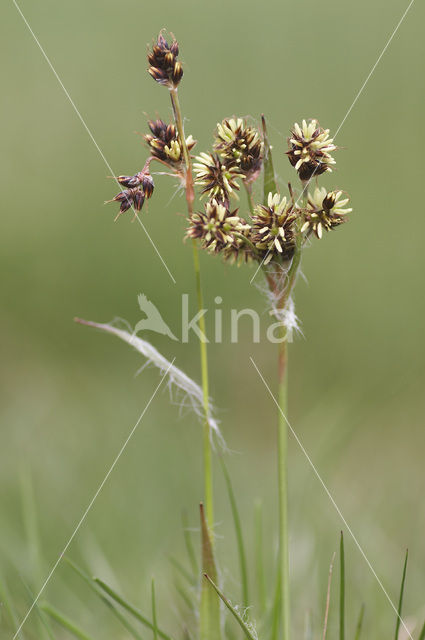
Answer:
(169, 87, 214, 532)
(271, 181, 308, 640)
(277, 335, 290, 640)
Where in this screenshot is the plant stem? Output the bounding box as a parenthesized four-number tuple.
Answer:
(277, 335, 290, 640)
(169, 87, 214, 533)
(271, 182, 308, 640)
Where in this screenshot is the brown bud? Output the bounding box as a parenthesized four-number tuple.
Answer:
(322, 191, 337, 211)
(172, 61, 183, 85)
(133, 190, 145, 211)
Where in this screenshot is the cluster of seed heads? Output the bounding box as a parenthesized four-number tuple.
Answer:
(107, 32, 352, 264)
(147, 31, 183, 87)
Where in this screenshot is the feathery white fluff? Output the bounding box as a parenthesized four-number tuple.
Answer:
(75, 317, 225, 449)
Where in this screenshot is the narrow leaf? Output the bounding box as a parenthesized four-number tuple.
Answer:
(41, 603, 95, 640)
(354, 604, 365, 640)
(339, 532, 345, 640)
(394, 550, 408, 640)
(203, 574, 257, 640)
(220, 458, 249, 609)
(254, 501, 266, 616)
(65, 558, 145, 640)
(418, 620, 425, 640)
(20, 580, 55, 640)
(94, 578, 172, 640)
(200, 502, 222, 640)
(262, 114, 277, 203)
(322, 552, 336, 640)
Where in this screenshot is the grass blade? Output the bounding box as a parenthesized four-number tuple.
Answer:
(354, 604, 365, 640)
(322, 552, 336, 640)
(203, 574, 257, 640)
(94, 577, 173, 640)
(41, 603, 95, 640)
(262, 114, 277, 202)
(340, 532, 345, 640)
(65, 558, 145, 640)
(418, 621, 425, 640)
(20, 580, 55, 640)
(151, 579, 158, 640)
(254, 501, 266, 616)
(200, 502, 222, 640)
(220, 458, 249, 609)
(394, 550, 408, 640)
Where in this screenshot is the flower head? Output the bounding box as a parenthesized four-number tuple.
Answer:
(144, 119, 196, 167)
(115, 164, 155, 197)
(194, 152, 242, 201)
(301, 187, 352, 238)
(147, 32, 183, 87)
(187, 199, 250, 254)
(251, 192, 299, 264)
(214, 118, 263, 180)
(109, 188, 144, 220)
(108, 164, 154, 220)
(287, 119, 336, 181)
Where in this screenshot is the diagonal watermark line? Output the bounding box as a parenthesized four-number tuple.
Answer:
(250, 356, 414, 640)
(12, 359, 175, 639)
(249, 0, 415, 285)
(12, 0, 176, 285)
(333, 0, 415, 139)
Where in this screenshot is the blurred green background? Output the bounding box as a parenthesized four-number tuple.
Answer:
(1, 0, 425, 637)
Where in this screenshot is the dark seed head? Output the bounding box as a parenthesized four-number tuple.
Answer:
(147, 32, 183, 88)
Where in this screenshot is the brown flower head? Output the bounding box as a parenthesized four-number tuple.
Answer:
(194, 152, 242, 201)
(214, 117, 263, 180)
(287, 119, 336, 181)
(108, 164, 154, 220)
(144, 119, 196, 167)
(115, 163, 155, 197)
(251, 192, 299, 264)
(301, 187, 352, 239)
(108, 188, 144, 220)
(187, 199, 250, 254)
(147, 32, 183, 87)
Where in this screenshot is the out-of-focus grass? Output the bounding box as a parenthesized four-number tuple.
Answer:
(1, 0, 425, 637)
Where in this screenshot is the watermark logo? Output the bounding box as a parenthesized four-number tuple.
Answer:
(132, 293, 298, 344)
(134, 294, 178, 341)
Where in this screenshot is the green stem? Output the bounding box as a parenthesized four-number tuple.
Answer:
(271, 183, 308, 640)
(277, 337, 290, 640)
(193, 240, 214, 530)
(169, 87, 214, 533)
